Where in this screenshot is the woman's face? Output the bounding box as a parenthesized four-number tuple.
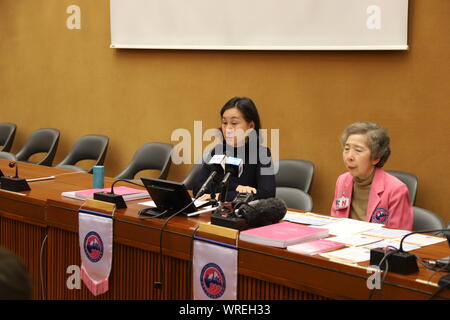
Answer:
(342, 134, 380, 179)
(221, 107, 254, 147)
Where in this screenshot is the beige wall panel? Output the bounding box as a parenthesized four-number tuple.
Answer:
(1, 1, 449, 223)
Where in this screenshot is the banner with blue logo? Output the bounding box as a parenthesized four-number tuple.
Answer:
(193, 237, 237, 300)
(79, 206, 114, 296)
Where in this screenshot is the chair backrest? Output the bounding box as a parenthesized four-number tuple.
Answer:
(182, 163, 203, 191)
(0, 123, 17, 152)
(413, 206, 444, 233)
(386, 170, 418, 205)
(55, 134, 109, 173)
(276, 187, 313, 212)
(115, 142, 173, 180)
(275, 159, 314, 193)
(0, 151, 17, 161)
(15, 128, 60, 166)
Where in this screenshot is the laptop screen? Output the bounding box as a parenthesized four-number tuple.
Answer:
(140, 177, 197, 215)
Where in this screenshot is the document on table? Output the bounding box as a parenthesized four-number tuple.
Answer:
(398, 234, 447, 247)
(322, 218, 384, 236)
(283, 211, 341, 226)
(320, 247, 371, 263)
(362, 228, 411, 239)
(139, 199, 209, 208)
(327, 234, 382, 247)
(364, 239, 421, 252)
(138, 199, 214, 216)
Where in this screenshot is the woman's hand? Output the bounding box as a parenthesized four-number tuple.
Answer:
(236, 185, 257, 194)
(196, 193, 220, 202)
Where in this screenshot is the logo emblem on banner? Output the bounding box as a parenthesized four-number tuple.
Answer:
(83, 231, 104, 263)
(200, 263, 226, 299)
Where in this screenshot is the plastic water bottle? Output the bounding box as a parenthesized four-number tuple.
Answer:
(93, 165, 104, 189)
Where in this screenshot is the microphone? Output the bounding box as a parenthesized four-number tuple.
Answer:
(0, 162, 31, 192)
(370, 227, 450, 275)
(195, 155, 225, 198)
(237, 198, 287, 228)
(219, 157, 243, 202)
(222, 157, 243, 185)
(93, 179, 144, 209)
(211, 197, 287, 230)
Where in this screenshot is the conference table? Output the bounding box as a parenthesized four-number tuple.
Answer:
(0, 159, 449, 300)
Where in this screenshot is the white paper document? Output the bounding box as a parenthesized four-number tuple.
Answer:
(362, 228, 411, 239)
(320, 247, 371, 263)
(323, 218, 384, 236)
(364, 239, 421, 252)
(398, 234, 447, 247)
(283, 211, 341, 226)
(327, 234, 382, 247)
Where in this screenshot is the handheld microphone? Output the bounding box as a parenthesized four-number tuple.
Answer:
(0, 162, 31, 192)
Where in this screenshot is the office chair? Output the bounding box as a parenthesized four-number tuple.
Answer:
(413, 206, 444, 233)
(0, 151, 17, 161)
(15, 128, 60, 166)
(276, 187, 313, 212)
(275, 159, 315, 194)
(55, 134, 109, 173)
(0, 123, 17, 152)
(182, 163, 203, 191)
(115, 142, 173, 181)
(386, 170, 418, 205)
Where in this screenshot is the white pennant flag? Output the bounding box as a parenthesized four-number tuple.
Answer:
(79, 209, 113, 296)
(193, 238, 237, 300)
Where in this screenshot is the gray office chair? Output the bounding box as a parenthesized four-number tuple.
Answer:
(116, 142, 173, 181)
(413, 206, 444, 233)
(182, 163, 203, 191)
(15, 128, 60, 166)
(55, 134, 109, 173)
(275, 159, 314, 194)
(0, 151, 17, 161)
(276, 187, 313, 212)
(0, 123, 17, 152)
(387, 170, 418, 205)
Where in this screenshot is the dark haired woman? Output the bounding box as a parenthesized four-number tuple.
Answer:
(331, 122, 413, 230)
(193, 97, 276, 202)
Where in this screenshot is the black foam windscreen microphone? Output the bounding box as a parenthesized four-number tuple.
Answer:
(237, 198, 287, 228)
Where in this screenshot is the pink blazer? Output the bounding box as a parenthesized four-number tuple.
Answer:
(330, 168, 414, 230)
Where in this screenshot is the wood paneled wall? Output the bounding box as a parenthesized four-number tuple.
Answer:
(1, 0, 449, 222)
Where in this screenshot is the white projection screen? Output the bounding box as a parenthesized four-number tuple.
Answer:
(110, 0, 409, 50)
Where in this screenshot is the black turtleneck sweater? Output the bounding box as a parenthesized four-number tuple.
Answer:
(193, 143, 276, 201)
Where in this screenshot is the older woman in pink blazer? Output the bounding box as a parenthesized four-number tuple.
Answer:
(331, 122, 413, 230)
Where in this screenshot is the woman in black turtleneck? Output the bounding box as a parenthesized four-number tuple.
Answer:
(193, 97, 276, 202)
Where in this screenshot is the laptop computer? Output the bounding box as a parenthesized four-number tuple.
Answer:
(140, 177, 197, 217)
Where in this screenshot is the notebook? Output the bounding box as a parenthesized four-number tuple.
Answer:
(239, 222, 329, 248)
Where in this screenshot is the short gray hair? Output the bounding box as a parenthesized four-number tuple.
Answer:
(340, 122, 391, 168)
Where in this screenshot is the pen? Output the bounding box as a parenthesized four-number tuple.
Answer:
(26, 176, 56, 182)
